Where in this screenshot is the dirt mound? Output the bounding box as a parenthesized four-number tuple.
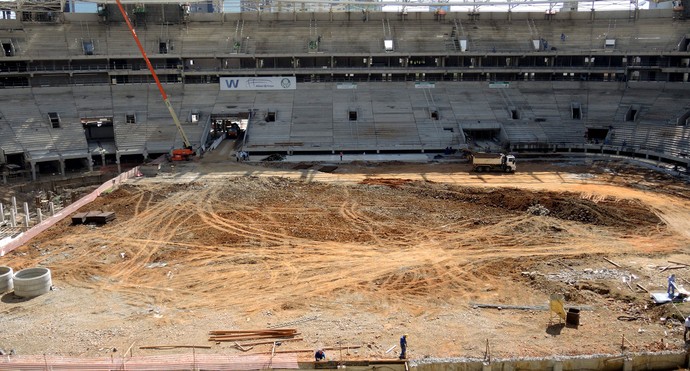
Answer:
(403, 184, 660, 229)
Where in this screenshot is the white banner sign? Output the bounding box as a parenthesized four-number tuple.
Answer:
(414, 82, 435, 89)
(337, 83, 357, 89)
(220, 77, 296, 91)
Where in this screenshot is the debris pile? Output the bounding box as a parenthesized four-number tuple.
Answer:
(527, 204, 550, 216)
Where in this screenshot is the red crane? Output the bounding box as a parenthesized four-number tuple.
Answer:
(113, 0, 194, 161)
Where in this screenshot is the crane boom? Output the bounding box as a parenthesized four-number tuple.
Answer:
(113, 0, 192, 149)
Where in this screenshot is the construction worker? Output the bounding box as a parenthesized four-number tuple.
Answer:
(399, 334, 407, 359)
(684, 316, 690, 342)
(668, 274, 677, 297)
(315, 349, 326, 361)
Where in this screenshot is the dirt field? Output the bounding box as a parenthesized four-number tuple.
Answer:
(2, 155, 690, 362)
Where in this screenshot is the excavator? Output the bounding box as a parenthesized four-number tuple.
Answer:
(113, 0, 194, 161)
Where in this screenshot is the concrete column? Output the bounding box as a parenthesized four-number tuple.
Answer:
(23, 212, 29, 228)
(37, 208, 43, 223)
(623, 357, 633, 371)
(31, 161, 37, 181)
(116, 153, 121, 174)
(23, 202, 29, 222)
(49, 202, 55, 216)
(10, 208, 16, 228)
(11, 196, 17, 213)
(59, 158, 65, 177)
(553, 361, 563, 371)
(87, 154, 94, 172)
(0, 203, 4, 223)
(100, 153, 106, 168)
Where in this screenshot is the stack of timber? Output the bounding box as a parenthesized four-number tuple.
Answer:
(208, 328, 299, 343)
(71, 211, 116, 225)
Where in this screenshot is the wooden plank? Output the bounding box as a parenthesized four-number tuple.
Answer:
(469, 302, 594, 311)
(604, 257, 621, 268)
(209, 333, 301, 342)
(140, 345, 212, 349)
(252, 345, 361, 355)
(234, 342, 253, 352)
(625, 280, 634, 292)
(636, 283, 649, 293)
(668, 260, 690, 266)
(238, 338, 303, 347)
(208, 328, 297, 335)
(662, 265, 687, 271)
(209, 332, 299, 339)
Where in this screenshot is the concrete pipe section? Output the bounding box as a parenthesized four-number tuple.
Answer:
(13, 267, 52, 298)
(0, 266, 13, 293)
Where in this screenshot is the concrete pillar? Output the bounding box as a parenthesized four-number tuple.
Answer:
(59, 158, 65, 177)
(23, 202, 29, 222)
(553, 361, 563, 371)
(116, 153, 121, 174)
(37, 208, 43, 223)
(30, 161, 37, 181)
(87, 154, 94, 172)
(100, 153, 106, 168)
(623, 357, 633, 371)
(11, 196, 17, 213)
(0, 203, 3, 223)
(10, 208, 16, 228)
(49, 202, 55, 216)
(23, 212, 29, 228)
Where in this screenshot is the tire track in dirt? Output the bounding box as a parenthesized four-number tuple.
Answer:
(339, 200, 384, 245)
(196, 187, 312, 245)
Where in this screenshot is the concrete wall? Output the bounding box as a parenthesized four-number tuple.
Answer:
(413, 351, 688, 371)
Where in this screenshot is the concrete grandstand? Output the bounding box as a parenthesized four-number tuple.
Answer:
(0, 0, 689, 181)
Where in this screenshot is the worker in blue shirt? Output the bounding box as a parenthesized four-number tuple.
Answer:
(315, 349, 326, 362)
(668, 274, 677, 297)
(399, 334, 408, 359)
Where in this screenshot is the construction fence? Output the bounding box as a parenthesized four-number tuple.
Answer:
(0, 353, 298, 370)
(0, 167, 140, 257)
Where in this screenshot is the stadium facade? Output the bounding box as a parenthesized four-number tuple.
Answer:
(0, 0, 689, 180)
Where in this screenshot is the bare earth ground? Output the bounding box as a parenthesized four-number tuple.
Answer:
(2, 155, 690, 363)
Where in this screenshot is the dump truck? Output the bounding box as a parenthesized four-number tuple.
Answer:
(471, 153, 516, 173)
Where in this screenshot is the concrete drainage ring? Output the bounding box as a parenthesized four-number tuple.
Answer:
(0, 266, 13, 293)
(13, 267, 52, 298)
